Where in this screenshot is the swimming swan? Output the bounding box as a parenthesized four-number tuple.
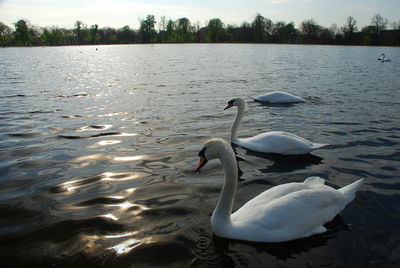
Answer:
(378, 53, 391, 62)
(224, 98, 327, 155)
(195, 138, 363, 242)
(250, 91, 305, 103)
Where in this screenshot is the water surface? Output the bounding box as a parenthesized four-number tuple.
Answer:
(1, 44, 400, 267)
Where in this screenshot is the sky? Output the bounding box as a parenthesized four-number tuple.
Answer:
(0, 0, 399, 30)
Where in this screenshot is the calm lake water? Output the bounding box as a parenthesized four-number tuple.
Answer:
(1, 44, 400, 267)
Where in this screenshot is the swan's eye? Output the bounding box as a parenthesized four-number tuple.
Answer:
(198, 147, 206, 157)
(228, 100, 234, 105)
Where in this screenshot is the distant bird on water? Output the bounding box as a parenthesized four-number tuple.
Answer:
(249, 91, 305, 104)
(378, 53, 391, 62)
(224, 98, 327, 155)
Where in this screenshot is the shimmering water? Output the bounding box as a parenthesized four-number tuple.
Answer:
(1, 44, 400, 267)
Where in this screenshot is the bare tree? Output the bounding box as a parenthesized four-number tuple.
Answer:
(159, 16, 167, 32)
(391, 20, 400, 30)
(371, 14, 388, 35)
(342, 16, 357, 43)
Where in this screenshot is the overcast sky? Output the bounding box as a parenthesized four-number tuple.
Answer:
(0, 0, 399, 29)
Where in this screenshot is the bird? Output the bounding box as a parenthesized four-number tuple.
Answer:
(195, 138, 363, 243)
(224, 97, 327, 155)
(249, 91, 305, 104)
(378, 53, 391, 62)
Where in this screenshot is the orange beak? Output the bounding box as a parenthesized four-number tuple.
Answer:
(224, 103, 233, 110)
(195, 155, 208, 172)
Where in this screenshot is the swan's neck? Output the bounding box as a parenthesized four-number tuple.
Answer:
(211, 150, 238, 232)
(231, 104, 245, 143)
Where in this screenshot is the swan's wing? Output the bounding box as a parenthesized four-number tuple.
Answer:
(232, 186, 343, 241)
(253, 92, 274, 102)
(254, 91, 304, 103)
(269, 92, 305, 103)
(239, 131, 317, 154)
(236, 182, 308, 207)
(234, 177, 326, 211)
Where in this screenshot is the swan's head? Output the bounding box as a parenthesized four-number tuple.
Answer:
(195, 138, 231, 172)
(224, 98, 245, 110)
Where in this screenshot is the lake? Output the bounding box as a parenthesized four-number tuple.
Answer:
(1, 44, 400, 267)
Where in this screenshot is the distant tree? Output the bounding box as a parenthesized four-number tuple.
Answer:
(360, 25, 374, 45)
(251, 13, 271, 42)
(329, 23, 342, 44)
(271, 21, 297, 43)
(165, 19, 175, 42)
(0, 22, 13, 46)
(194, 21, 201, 42)
(238, 21, 252, 42)
(176, 17, 194, 42)
(299, 19, 321, 43)
(342, 16, 357, 44)
(2, 14, 400, 47)
(390, 20, 400, 45)
(318, 28, 334, 44)
(285, 22, 297, 43)
(158, 16, 168, 42)
(29, 24, 42, 45)
(226, 24, 240, 42)
(13, 19, 31, 45)
(40, 26, 63, 45)
(118, 25, 136, 43)
(61, 28, 75, 45)
(371, 14, 388, 35)
(74, 20, 83, 44)
(90, 24, 100, 44)
(73, 21, 90, 44)
(391, 20, 400, 30)
(370, 14, 389, 45)
(205, 18, 227, 42)
(99, 27, 118, 44)
(139, 14, 157, 43)
(159, 16, 167, 32)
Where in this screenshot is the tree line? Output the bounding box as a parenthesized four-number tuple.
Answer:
(1, 13, 399, 47)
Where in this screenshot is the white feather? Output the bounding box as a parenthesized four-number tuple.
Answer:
(226, 98, 327, 155)
(199, 138, 363, 243)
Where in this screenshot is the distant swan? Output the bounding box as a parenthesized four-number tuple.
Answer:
(224, 98, 327, 155)
(378, 53, 391, 62)
(250, 91, 305, 104)
(195, 138, 363, 242)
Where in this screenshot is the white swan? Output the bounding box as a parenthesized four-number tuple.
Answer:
(224, 98, 327, 155)
(250, 91, 305, 103)
(195, 138, 363, 243)
(378, 53, 391, 62)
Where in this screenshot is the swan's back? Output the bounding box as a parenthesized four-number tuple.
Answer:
(253, 91, 305, 103)
(237, 131, 327, 154)
(229, 177, 363, 242)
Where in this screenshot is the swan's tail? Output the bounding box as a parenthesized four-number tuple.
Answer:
(311, 143, 328, 150)
(338, 179, 363, 206)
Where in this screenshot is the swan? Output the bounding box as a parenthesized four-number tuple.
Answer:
(378, 53, 391, 62)
(195, 138, 363, 243)
(250, 91, 305, 103)
(224, 97, 327, 155)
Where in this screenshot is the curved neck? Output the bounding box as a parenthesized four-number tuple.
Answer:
(231, 104, 245, 143)
(211, 148, 238, 231)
